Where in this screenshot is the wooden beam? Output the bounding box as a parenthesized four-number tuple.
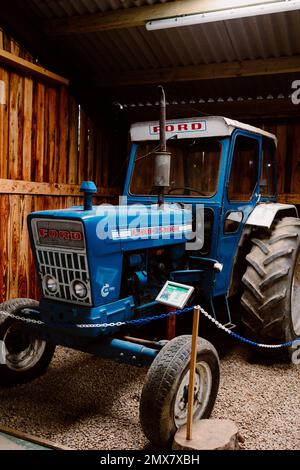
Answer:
(99, 55, 300, 87)
(125, 98, 300, 122)
(278, 193, 300, 205)
(0, 425, 73, 451)
(44, 0, 278, 35)
(0, 48, 69, 86)
(0, 179, 119, 197)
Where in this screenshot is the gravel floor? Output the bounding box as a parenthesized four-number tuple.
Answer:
(0, 344, 299, 450)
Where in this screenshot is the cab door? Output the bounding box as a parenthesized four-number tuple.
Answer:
(214, 130, 261, 296)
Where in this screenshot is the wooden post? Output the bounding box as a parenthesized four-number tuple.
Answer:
(166, 306, 177, 340)
(186, 305, 200, 441)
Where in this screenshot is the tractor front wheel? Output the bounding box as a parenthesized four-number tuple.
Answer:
(241, 217, 300, 353)
(0, 298, 55, 387)
(139, 335, 220, 448)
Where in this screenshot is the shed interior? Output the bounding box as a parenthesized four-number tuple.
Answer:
(0, 0, 300, 301)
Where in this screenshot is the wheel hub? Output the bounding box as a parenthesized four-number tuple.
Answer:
(2, 323, 46, 372)
(174, 361, 212, 428)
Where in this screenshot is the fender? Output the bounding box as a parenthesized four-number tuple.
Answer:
(245, 203, 298, 229)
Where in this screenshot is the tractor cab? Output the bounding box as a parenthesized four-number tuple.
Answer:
(125, 116, 290, 299)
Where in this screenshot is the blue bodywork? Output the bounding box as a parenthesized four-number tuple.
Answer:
(25, 126, 278, 360)
(28, 204, 192, 341)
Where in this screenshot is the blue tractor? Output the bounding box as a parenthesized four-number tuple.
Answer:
(1, 96, 299, 448)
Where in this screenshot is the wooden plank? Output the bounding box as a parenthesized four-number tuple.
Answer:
(95, 129, 103, 188)
(102, 137, 109, 188)
(276, 124, 288, 195)
(78, 107, 87, 183)
(58, 87, 69, 184)
(0, 67, 9, 179)
(8, 72, 23, 180)
(0, 425, 73, 451)
(2, 31, 11, 53)
(22, 77, 33, 180)
(8, 195, 20, 297)
(278, 194, 300, 205)
(44, 0, 276, 34)
(67, 96, 78, 184)
(0, 195, 9, 302)
(100, 55, 300, 87)
(291, 122, 300, 194)
(34, 83, 45, 182)
(0, 48, 69, 86)
(17, 196, 31, 298)
(87, 118, 95, 181)
(0, 178, 119, 196)
(10, 39, 20, 58)
(47, 87, 58, 183)
(0, 30, 3, 49)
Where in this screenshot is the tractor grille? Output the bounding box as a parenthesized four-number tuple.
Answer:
(36, 248, 92, 305)
(31, 219, 92, 306)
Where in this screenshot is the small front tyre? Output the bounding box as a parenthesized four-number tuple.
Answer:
(139, 335, 220, 448)
(0, 298, 55, 387)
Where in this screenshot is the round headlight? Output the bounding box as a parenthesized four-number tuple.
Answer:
(72, 281, 87, 299)
(44, 275, 58, 293)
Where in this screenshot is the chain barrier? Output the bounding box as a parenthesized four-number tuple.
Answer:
(0, 305, 299, 349)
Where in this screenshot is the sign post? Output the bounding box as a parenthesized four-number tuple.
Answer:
(186, 305, 200, 440)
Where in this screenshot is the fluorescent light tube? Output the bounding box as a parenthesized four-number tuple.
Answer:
(146, 1, 300, 30)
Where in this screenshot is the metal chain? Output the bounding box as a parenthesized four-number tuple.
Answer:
(0, 305, 299, 349)
(0, 310, 44, 325)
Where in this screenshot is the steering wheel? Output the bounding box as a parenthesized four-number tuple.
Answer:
(167, 186, 207, 196)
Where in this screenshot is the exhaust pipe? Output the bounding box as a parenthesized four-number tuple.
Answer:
(154, 86, 171, 206)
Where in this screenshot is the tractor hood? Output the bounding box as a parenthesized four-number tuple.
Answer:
(28, 204, 192, 307)
(28, 203, 192, 252)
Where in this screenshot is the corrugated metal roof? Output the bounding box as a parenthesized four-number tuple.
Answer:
(24, 1, 300, 104)
(56, 10, 300, 76)
(27, 0, 171, 19)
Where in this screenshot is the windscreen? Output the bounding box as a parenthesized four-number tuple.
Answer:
(130, 138, 222, 197)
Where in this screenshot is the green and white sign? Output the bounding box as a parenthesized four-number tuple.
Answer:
(156, 281, 194, 309)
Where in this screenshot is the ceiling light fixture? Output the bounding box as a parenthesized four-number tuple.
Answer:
(146, 0, 300, 30)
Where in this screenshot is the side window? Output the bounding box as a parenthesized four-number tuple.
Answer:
(228, 135, 259, 202)
(261, 138, 276, 196)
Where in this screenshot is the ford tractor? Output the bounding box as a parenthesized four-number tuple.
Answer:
(1, 90, 300, 448)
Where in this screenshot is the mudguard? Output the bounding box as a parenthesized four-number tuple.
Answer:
(245, 203, 298, 229)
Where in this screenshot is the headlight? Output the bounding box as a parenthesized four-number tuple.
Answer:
(72, 281, 87, 299)
(44, 275, 58, 293)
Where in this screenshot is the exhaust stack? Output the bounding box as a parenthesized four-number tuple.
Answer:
(154, 86, 171, 206)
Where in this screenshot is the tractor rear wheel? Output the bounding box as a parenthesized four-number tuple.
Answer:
(241, 217, 300, 352)
(139, 335, 220, 448)
(0, 298, 55, 386)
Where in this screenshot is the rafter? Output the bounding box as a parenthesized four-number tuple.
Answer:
(44, 0, 278, 35)
(98, 56, 300, 87)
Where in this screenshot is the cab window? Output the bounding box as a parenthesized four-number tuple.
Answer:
(228, 135, 259, 202)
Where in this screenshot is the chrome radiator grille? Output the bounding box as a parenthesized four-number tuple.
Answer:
(31, 219, 92, 306)
(36, 249, 92, 305)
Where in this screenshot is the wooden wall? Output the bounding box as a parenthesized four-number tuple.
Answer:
(0, 30, 120, 302)
(261, 121, 300, 203)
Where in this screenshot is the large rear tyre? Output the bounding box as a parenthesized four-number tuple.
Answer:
(139, 335, 220, 448)
(241, 217, 300, 352)
(0, 298, 55, 386)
